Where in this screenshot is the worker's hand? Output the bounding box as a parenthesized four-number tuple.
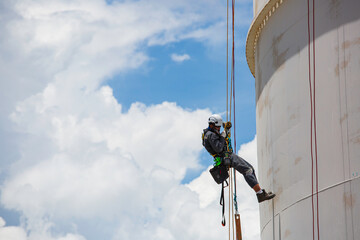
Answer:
(221, 131, 226, 138)
(223, 121, 232, 130)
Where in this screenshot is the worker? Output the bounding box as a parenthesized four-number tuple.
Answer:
(202, 114, 275, 203)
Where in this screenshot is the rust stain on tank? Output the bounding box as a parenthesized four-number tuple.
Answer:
(335, 64, 340, 77)
(335, 60, 349, 77)
(284, 229, 291, 238)
(289, 113, 297, 121)
(343, 192, 356, 209)
(342, 37, 360, 49)
(340, 113, 348, 124)
(267, 167, 273, 178)
(295, 157, 302, 165)
(352, 136, 360, 144)
(341, 60, 349, 69)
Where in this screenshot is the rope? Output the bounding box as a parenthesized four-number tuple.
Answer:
(225, 0, 239, 239)
(225, 2, 233, 239)
(226, 0, 229, 122)
(231, 0, 238, 214)
(229, 0, 234, 123)
(231, 169, 235, 240)
(306, 1, 315, 239)
(307, 0, 320, 239)
(312, 0, 320, 237)
(228, 168, 231, 239)
(231, 172, 235, 239)
(229, 1, 240, 239)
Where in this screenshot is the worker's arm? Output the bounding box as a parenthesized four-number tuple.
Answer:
(208, 132, 226, 154)
(221, 121, 232, 138)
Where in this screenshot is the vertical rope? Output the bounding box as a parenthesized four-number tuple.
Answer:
(226, 0, 229, 122)
(226, 1, 231, 238)
(230, 61, 233, 122)
(231, 0, 238, 214)
(225, 0, 239, 239)
(229, 169, 232, 240)
(307, 0, 319, 239)
(231, 171, 235, 240)
(229, 0, 234, 123)
(231, 0, 235, 144)
(312, 0, 320, 238)
(306, 0, 315, 239)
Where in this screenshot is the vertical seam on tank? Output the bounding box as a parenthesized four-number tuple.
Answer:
(270, 87, 275, 240)
(279, 213, 281, 240)
(273, 199, 275, 240)
(342, 21, 355, 240)
(337, 18, 348, 240)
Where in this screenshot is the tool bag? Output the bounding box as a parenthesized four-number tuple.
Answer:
(209, 164, 229, 184)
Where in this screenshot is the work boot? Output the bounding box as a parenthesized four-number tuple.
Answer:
(257, 190, 276, 203)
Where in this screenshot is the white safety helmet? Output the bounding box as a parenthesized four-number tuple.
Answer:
(208, 114, 223, 127)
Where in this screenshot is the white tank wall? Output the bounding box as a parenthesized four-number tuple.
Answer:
(247, 0, 360, 239)
(253, 0, 268, 17)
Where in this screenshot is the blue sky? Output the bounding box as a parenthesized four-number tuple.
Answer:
(108, 31, 256, 143)
(0, 0, 261, 240)
(107, 26, 257, 183)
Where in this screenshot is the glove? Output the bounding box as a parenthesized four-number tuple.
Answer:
(221, 131, 226, 138)
(223, 121, 232, 130)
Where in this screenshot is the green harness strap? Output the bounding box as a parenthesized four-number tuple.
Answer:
(213, 156, 222, 166)
(212, 133, 233, 166)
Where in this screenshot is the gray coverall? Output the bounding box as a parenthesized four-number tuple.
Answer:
(202, 127, 259, 188)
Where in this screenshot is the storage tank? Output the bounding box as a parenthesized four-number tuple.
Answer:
(245, 0, 360, 239)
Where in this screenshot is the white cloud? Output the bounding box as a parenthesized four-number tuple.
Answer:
(171, 53, 191, 63)
(1, 131, 259, 240)
(0, 0, 226, 119)
(0, 0, 258, 239)
(2, 88, 214, 239)
(0, 217, 27, 240)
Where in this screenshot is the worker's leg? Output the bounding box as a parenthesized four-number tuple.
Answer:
(229, 153, 259, 188)
(228, 153, 276, 203)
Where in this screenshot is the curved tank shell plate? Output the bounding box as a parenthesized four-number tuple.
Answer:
(246, 0, 360, 239)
